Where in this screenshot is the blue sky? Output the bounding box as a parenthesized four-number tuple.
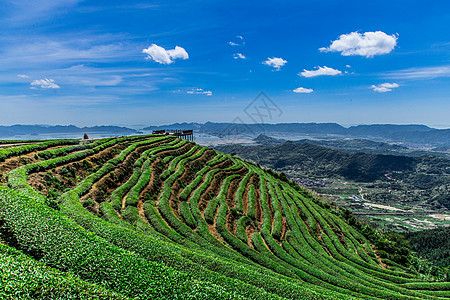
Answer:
(0, 0, 449, 127)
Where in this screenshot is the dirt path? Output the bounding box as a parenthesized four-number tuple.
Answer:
(122, 192, 129, 209)
(136, 199, 150, 225)
(358, 187, 366, 201)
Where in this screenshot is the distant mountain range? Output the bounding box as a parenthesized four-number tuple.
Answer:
(0, 125, 137, 138)
(143, 122, 433, 135)
(253, 134, 450, 158)
(1, 122, 449, 147)
(143, 122, 450, 146)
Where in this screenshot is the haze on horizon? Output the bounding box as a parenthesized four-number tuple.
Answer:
(0, 1, 449, 128)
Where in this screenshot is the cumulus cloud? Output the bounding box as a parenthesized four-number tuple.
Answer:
(233, 53, 246, 59)
(320, 31, 398, 57)
(263, 57, 287, 70)
(371, 82, 399, 92)
(30, 78, 60, 89)
(17, 74, 29, 78)
(229, 36, 244, 46)
(299, 66, 342, 78)
(293, 87, 314, 94)
(142, 44, 188, 64)
(187, 88, 212, 96)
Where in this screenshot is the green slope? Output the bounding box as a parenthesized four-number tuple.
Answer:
(0, 135, 448, 299)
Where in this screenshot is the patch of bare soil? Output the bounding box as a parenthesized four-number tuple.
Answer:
(198, 165, 247, 214)
(201, 166, 249, 244)
(27, 139, 165, 208)
(242, 174, 257, 215)
(329, 222, 347, 249)
(0, 156, 33, 177)
(254, 180, 262, 224)
(0, 143, 85, 175)
(280, 216, 289, 240)
(140, 142, 198, 208)
(169, 175, 183, 220)
(141, 159, 164, 206)
(245, 222, 259, 248)
(136, 199, 150, 225)
(82, 140, 173, 207)
(156, 142, 193, 159)
(315, 224, 333, 258)
(169, 199, 182, 220)
(267, 185, 275, 234)
(207, 222, 227, 245)
(176, 149, 215, 198)
(212, 157, 233, 170)
(154, 149, 216, 227)
(81, 146, 146, 204)
(198, 175, 220, 213)
(136, 159, 165, 226)
(168, 147, 202, 201)
(372, 245, 388, 269)
(198, 172, 232, 243)
(225, 177, 241, 233)
(257, 233, 276, 255)
(225, 175, 241, 209)
(27, 143, 126, 199)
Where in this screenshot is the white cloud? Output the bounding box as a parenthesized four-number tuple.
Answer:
(371, 82, 399, 92)
(187, 88, 212, 96)
(30, 78, 60, 89)
(5, 0, 82, 26)
(320, 31, 398, 57)
(384, 65, 450, 80)
(229, 36, 244, 46)
(142, 44, 188, 64)
(300, 66, 342, 78)
(293, 87, 314, 94)
(263, 57, 287, 70)
(346, 65, 351, 68)
(233, 53, 246, 59)
(56, 64, 124, 87)
(0, 37, 131, 69)
(17, 74, 29, 78)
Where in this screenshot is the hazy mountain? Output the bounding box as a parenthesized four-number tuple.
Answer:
(0, 125, 137, 138)
(143, 122, 450, 146)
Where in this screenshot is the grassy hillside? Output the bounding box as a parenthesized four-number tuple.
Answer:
(0, 135, 449, 299)
(406, 227, 450, 268)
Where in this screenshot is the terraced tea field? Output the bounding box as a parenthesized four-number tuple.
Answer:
(0, 135, 449, 299)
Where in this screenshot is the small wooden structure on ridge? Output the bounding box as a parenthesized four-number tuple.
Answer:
(152, 129, 194, 141)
